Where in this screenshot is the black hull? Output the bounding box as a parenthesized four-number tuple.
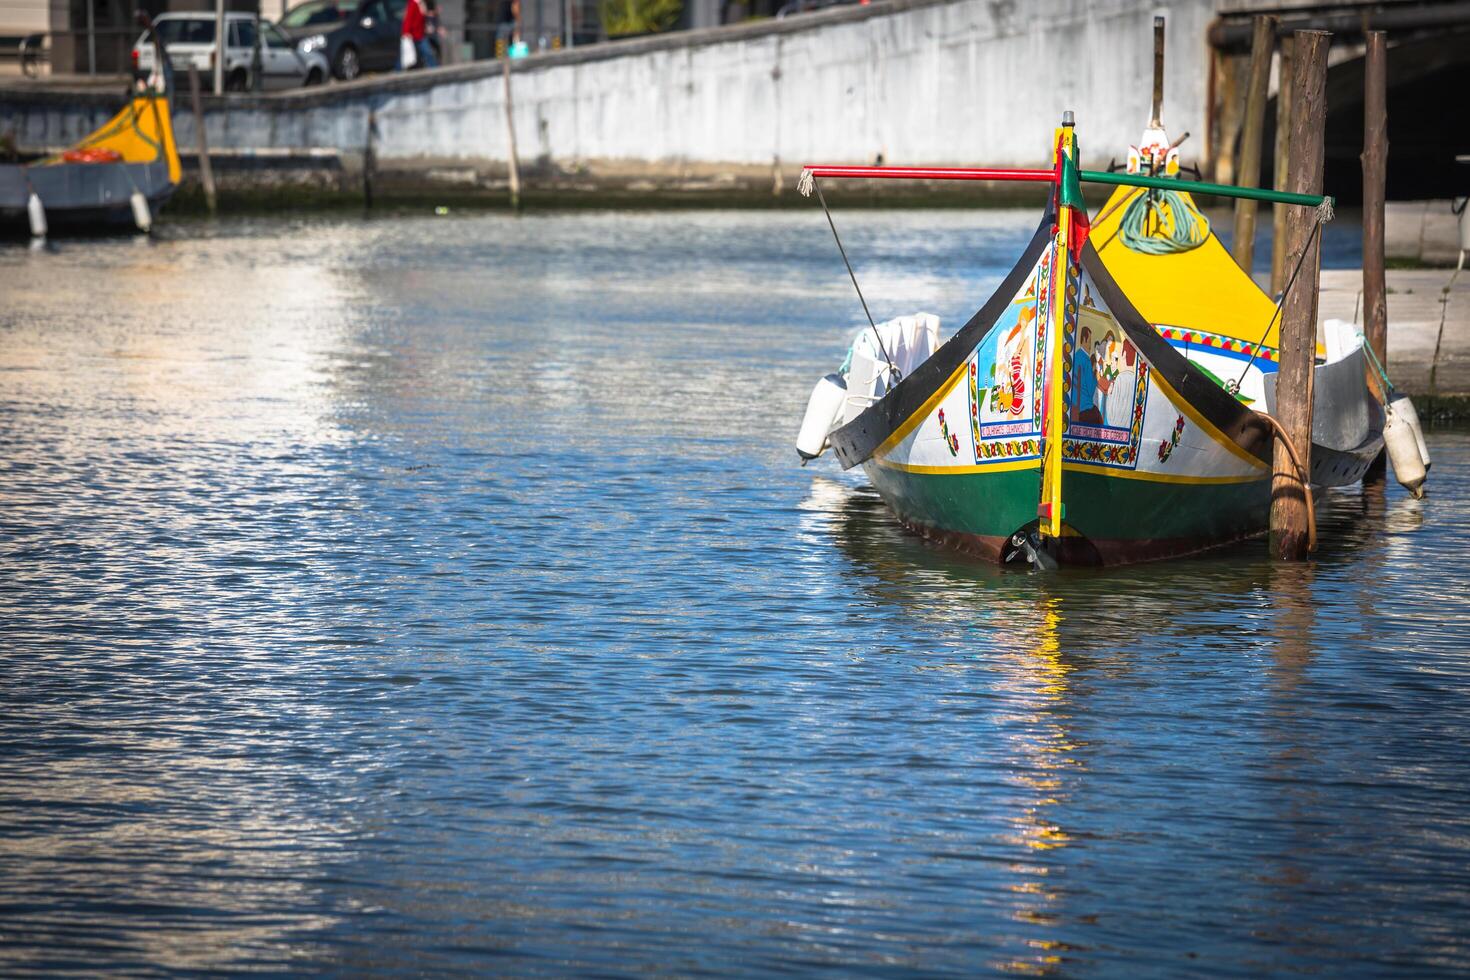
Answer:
(1, 133, 176, 239)
(0, 187, 175, 238)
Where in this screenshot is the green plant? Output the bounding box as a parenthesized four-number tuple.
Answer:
(599, 0, 682, 35)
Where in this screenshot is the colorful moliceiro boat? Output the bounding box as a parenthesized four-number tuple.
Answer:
(795, 113, 1384, 566)
(1, 24, 179, 237)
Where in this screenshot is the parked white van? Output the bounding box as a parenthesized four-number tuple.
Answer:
(134, 12, 330, 91)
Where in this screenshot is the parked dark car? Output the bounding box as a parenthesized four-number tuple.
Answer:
(278, 0, 441, 80)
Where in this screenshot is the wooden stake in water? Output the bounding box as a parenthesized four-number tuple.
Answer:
(363, 109, 377, 208)
(1271, 30, 1330, 562)
(503, 57, 522, 210)
(1361, 32, 1390, 482)
(187, 66, 217, 214)
(1232, 15, 1276, 273)
(213, 0, 226, 95)
(1211, 51, 1246, 186)
(1362, 32, 1390, 416)
(1270, 35, 1295, 296)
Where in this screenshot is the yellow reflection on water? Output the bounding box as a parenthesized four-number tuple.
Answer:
(801, 477, 1087, 973)
(990, 596, 1082, 975)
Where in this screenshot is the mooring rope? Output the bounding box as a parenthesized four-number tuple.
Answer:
(1257, 410, 1318, 553)
(799, 168, 901, 385)
(1362, 336, 1395, 395)
(1119, 187, 1210, 254)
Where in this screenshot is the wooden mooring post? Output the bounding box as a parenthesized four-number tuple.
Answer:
(1232, 15, 1276, 273)
(502, 57, 522, 210)
(1361, 30, 1389, 481)
(1270, 35, 1295, 296)
(363, 109, 377, 208)
(1271, 29, 1330, 561)
(186, 65, 217, 214)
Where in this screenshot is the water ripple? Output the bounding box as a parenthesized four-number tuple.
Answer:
(0, 211, 1467, 976)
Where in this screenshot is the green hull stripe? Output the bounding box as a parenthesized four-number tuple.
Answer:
(865, 462, 1271, 546)
(1063, 468, 1270, 542)
(865, 463, 1040, 539)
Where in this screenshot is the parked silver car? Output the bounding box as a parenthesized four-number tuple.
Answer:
(134, 12, 330, 91)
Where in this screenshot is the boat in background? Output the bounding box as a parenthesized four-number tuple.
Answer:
(794, 109, 1385, 567)
(1, 17, 181, 237)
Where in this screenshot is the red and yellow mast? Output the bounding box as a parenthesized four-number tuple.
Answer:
(1039, 112, 1088, 541)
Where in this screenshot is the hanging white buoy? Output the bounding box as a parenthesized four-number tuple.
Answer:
(796, 373, 848, 461)
(130, 190, 152, 232)
(1383, 393, 1427, 498)
(1396, 391, 1432, 473)
(27, 192, 47, 237)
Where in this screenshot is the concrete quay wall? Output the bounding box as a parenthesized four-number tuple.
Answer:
(5, 0, 1226, 195)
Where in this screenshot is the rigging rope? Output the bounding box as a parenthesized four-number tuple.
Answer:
(1119, 187, 1210, 254)
(801, 170, 901, 384)
(1230, 216, 1326, 393)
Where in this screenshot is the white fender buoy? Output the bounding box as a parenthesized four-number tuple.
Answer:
(27, 192, 46, 238)
(797, 373, 848, 461)
(1383, 393, 1427, 498)
(130, 190, 152, 233)
(1398, 392, 1432, 473)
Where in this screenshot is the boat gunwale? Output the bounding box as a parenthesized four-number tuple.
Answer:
(828, 204, 1276, 474)
(828, 207, 1055, 470)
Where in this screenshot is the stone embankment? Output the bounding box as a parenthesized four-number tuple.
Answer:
(4, 0, 1217, 202)
(1319, 267, 1469, 413)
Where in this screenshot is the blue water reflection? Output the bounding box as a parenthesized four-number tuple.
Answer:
(0, 209, 1466, 976)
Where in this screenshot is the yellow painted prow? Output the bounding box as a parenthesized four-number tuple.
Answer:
(1089, 185, 1280, 350)
(44, 94, 182, 184)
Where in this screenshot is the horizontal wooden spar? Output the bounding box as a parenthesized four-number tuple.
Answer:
(800, 165, 1057, 183)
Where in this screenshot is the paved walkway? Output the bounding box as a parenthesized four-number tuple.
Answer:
(1317, 266, 1469, 405)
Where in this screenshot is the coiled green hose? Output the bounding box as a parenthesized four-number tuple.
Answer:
(1119, 188, 1210, 255)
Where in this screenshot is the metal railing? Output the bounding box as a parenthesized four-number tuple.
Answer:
(9, 34, 46, 77)
(3, 28, 142, 77)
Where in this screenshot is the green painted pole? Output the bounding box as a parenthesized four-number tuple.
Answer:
(1080, 169, 1330, 210)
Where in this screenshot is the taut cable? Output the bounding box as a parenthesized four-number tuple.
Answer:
(806, 173, 900, 384)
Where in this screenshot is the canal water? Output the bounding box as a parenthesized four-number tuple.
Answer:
(1, 209, 1467, 976)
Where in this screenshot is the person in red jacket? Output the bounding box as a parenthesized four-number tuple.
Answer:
(397, 0, 437, 70)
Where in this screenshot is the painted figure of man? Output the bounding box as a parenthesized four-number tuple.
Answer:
(1094, 330, 1115, 422)
(1071, 324, 1103, 425)
(1103, 337, 1139, 429)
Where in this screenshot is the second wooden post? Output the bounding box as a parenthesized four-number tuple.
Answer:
(1361, 30, 1389, 481)
(1232, 15, 1276, 273)
(1269, 35, 1295, 295)
(186, 65, 217, 214)
(502, 57, 522, 211)
(1270, 29, 1331, 561)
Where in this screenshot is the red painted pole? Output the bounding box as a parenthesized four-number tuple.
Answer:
(801, 165, 1057, 184)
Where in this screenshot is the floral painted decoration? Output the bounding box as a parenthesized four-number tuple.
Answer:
(937, 409, 960, 457)
(1157, 414, 1185, 462)
(978, 438, 1040, 459)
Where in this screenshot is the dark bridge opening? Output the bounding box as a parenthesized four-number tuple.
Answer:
(1267, 31, 1470, 204)
(1215, 4, 1470, 204)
